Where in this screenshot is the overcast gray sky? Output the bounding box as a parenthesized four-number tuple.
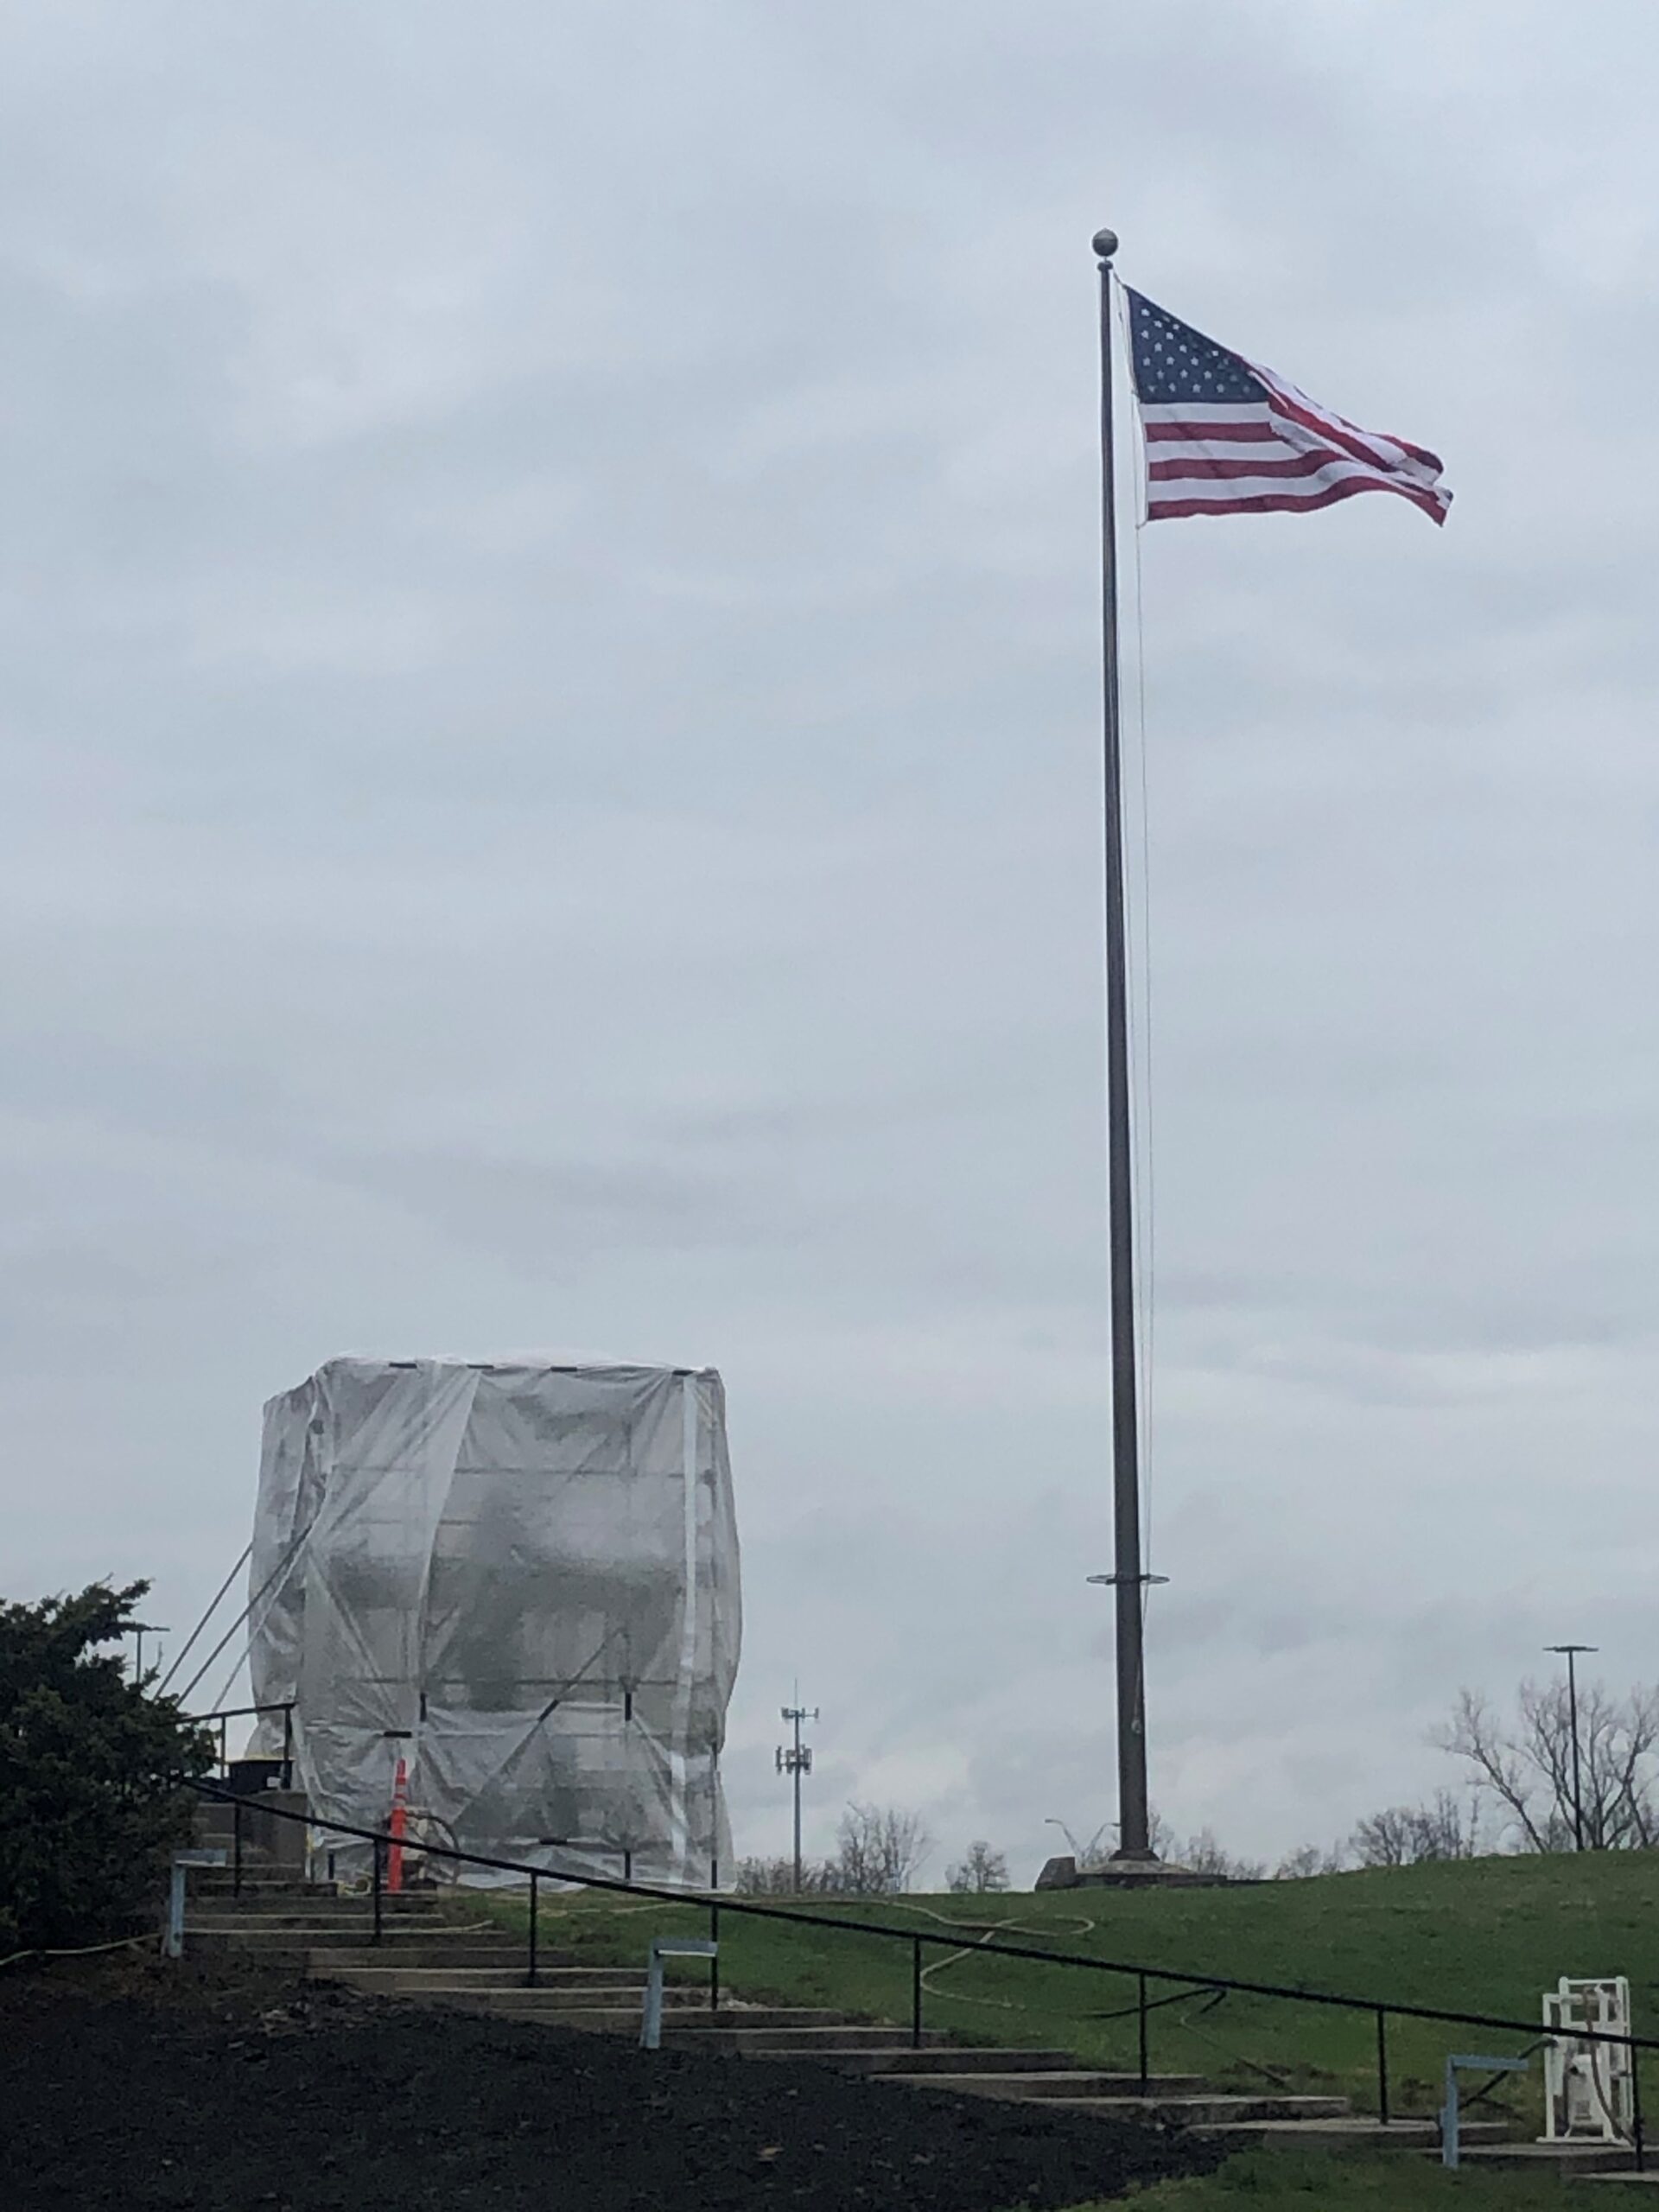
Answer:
(6, 1, 1659, 1879)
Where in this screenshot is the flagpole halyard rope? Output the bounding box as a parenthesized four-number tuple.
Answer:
(1112, 267, 1159, 1599)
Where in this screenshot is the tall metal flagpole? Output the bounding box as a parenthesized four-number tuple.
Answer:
(1089, 226, 1154, 1862)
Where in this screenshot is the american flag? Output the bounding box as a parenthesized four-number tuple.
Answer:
(1126, 289, 1450, 526)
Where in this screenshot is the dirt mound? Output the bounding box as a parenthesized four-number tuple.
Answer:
(0, 1955, 1220, 2210)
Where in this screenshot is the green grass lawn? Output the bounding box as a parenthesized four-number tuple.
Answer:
(477, 1851, 1659, 2132)
(1051, 2143, 1625, 2206)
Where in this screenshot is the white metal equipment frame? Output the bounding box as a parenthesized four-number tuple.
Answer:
(1544, 1976, 1634, 2145)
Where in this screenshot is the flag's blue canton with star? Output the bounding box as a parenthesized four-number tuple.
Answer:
(1128, 293, 1262, 404)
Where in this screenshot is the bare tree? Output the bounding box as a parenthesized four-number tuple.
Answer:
(946, 1840, 1009, 1894)
(832, 1803, 934, 1895)
(1437, 1681, 1659, 1853)
(1179, 1825, 1267, 1881)
(1274, 1842, 1348, 1879)
(733, 1855, 838, 1896)
(1144, 1808, 1264, 1880)
(1350, 1789, 1479, 1867)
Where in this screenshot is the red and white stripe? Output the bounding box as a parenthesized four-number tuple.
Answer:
(1140, 359, 1450, 526)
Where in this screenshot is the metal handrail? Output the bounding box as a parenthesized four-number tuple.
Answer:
(191, 1703, 294, 1723)
(182, 1773, 1652, 2164)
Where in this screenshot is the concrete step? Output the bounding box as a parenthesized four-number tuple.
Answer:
(807, 2046, 1175, 2079)
(184, 1898, 448, 1922)
(307, 1946, 540, 1971)
(186, 1912, 453, 1932)
(406, 1997, 953, 2050)
(873, 2069, 1211, 2102)
(187, 1915, 470, 1936)
(187, 1895, 339, 1912)
(1454, 2139, 1632, 2174)
(315, 1973, 688, 2004)
(1084, 2088, 1353, 2123)
(185, 1928, 513, 1958)
(192, 1876, 316, 1895)
(658, 2024, 950, 2053)
(1205, 2115, 1510, 2148)
(1037, 2093, 1353, 2126)
(314, 1965, 653, 1994)
(434, 1998, 848, 2029)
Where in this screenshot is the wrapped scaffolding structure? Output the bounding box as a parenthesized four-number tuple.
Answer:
(247, 1357, 741, 1886)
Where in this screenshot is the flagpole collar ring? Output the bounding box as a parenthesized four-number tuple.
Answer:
(1091, 227, 1118, 264)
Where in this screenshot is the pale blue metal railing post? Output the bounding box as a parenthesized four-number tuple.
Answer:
(162, 1849, 226, 1960)
(164, 1860, 187, 1960)
(1441, 2052, 1529, 2169)
(640, 1938, 717, 2050)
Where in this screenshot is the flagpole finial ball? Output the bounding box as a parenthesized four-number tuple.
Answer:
(1092, 228, 1119, 263)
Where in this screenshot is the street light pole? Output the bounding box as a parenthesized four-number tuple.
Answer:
(130, 1622, 168, 1687)
(1545, 1643, 1597, 1853)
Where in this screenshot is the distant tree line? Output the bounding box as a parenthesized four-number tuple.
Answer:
(736, 1806, 1020, 1897)
(735, 1802, 937, 1896)
(1018, 1673, 1659, 1883)
(1332, 1673, 1659, 1866)
(750, 1669, 1659, 1897)
(1041, 1789, 1480, 1883)
(1436, 1680, 1659, 1852)
(1138, 1672, 1659, 1877)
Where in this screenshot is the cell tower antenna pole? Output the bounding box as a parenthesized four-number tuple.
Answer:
(777, 1699, 818, 1892)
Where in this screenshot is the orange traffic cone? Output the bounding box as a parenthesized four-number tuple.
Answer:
(387, 1757, 409, 1894)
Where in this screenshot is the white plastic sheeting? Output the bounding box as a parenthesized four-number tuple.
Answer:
(247, 1357, 741, 1888)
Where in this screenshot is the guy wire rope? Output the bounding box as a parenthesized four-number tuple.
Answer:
(157, 1542, 252, 1694)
